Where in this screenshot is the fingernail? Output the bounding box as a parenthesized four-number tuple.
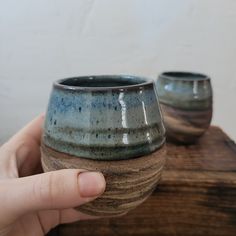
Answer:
(78, 172, 106, 198)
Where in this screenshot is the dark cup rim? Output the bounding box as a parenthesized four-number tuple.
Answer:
(159, 71, 210, 81)
(54, 75, 154, 92)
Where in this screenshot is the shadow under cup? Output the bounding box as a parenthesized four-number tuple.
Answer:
(41, 75, 166, 216)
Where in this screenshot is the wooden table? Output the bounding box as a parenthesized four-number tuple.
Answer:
(49, 126, 236, 236)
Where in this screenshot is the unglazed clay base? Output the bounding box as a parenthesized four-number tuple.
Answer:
(41, 143, 166, 216)
(161, 103, 212, 144)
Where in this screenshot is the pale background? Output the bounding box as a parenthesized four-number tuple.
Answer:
(0, 0, 236, 144)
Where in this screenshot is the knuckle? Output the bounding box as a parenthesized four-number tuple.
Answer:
(36, 172, 57, 207)
(34, 170, 80, 208)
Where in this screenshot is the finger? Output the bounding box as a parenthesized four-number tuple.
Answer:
(58, 209, 127, 221)
(37, 208, 100, 234)
(7, 114, 44, 147)
(0, 169, 105, 224)
(59, 208, 100, 223)
(1, 114, 44, 177)
(37, 207, 126, 235)
(0, 146, 19, 179)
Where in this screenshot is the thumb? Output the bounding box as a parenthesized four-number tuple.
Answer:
(0, 169, 105, 222)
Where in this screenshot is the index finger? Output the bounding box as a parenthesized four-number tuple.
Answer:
(2, 114, 45, 177)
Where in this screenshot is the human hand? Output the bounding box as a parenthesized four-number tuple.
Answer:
(0, 115, 106, 236)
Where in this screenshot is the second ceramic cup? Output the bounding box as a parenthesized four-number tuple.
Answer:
(156, 71, 213, 144)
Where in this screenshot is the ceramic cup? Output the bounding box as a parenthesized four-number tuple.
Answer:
(156, 71, 213, 144)
(41, 75, 166, 216)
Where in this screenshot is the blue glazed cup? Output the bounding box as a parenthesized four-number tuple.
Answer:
(43, 75, 165, 161)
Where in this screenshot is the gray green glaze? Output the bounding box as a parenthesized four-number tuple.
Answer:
(43, 75, 165, 160)
(156, 72, 213, 110)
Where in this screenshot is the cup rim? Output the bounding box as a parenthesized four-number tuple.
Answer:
(54, 75, 153, 91)
(159, 71, 210, 81)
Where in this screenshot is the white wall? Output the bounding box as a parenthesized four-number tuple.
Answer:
(0, 0, 236, 143)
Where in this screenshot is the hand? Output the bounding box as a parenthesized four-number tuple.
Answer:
(0, 115, 106, 236)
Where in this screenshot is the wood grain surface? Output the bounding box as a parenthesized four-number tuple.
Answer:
(47, 126, 236, 236)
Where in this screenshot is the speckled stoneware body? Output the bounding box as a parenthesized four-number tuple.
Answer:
(156, 72, 213, 144)
(43, 75, 165, 160)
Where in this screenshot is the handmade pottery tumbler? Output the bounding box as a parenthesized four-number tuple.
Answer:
(156, 72, 213, 144)
(41, 75, 166, 216)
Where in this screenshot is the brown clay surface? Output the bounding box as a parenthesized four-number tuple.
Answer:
(161, 103, 212, 143)
(41, 143, 166, 216)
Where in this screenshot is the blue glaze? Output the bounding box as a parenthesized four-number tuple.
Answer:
(43, 75, 165, 160)
(156, 72, 213, 110)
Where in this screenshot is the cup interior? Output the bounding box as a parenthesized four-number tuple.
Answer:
(58, 75, 148, 89)
(161, 72, 209, 81)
